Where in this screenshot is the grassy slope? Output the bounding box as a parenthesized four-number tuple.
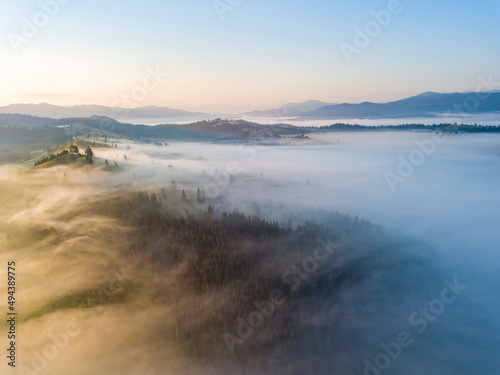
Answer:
(0, 166, 198, 375)
(0, 145, 444, 375)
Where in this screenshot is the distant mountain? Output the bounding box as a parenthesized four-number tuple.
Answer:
(299, 91, 500, 119)
(0, 103, 74, 118)
(2, 91, 500, 125)
(243, 100, 334, 117)
(0, 103, 214, 123)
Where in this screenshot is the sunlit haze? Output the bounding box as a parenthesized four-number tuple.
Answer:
(1, 2, 500, 375)
(1, 0, 500, 112)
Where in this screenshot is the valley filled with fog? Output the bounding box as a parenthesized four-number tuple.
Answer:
(3, 1, 500, 374)
(240, 115, 500, 127)
(107, 131, 500, 373)
(1, 131, 498, 375)
(100, 114, 500, 127)
(119, 131, 500, 253)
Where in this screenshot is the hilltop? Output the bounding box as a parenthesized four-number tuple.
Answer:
(33, 140, 96, 169)
(0, 113, 499, 166)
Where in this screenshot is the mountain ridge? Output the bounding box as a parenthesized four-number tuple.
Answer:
(300, 91, 500, 119)
(2, 91, 500, 122)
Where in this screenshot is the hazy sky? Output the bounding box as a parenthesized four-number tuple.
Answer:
(0, 0, 499, 112)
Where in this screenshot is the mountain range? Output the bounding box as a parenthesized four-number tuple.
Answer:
(1, 91, 499, 123)
(0, 103, 213, 123)
(298, 91, 500, 119)
(242, 100, 334, 117)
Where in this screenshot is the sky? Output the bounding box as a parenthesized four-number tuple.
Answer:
(0, 0, 499, 113)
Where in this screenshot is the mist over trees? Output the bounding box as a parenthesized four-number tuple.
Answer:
(1, 120, 498, 375)
(85, 190, 448, 375)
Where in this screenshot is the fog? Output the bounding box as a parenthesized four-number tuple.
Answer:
(1, 131, 499, 374)
(98, 131, 500, 373)
(128, 131, 500, 372)
(116, 113, 500, 127)
(103, 132, 500, 252)
(232, 114, 500, 127)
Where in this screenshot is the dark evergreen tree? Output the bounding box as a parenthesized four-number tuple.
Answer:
(85, 146, 93, 162)
(197, 187, 204, 203)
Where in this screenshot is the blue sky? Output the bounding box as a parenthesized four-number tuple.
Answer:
(0, 0, 499, 112)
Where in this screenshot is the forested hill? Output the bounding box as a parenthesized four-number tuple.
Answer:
(55, 117, 299, 141)
(0, 113, 55, 127)
(1, 113, 499, 144)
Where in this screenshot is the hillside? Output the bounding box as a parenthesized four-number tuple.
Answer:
(0, 167, 444, 375)
(1, 114, 499, 154)
(50, 117, 311, 141)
